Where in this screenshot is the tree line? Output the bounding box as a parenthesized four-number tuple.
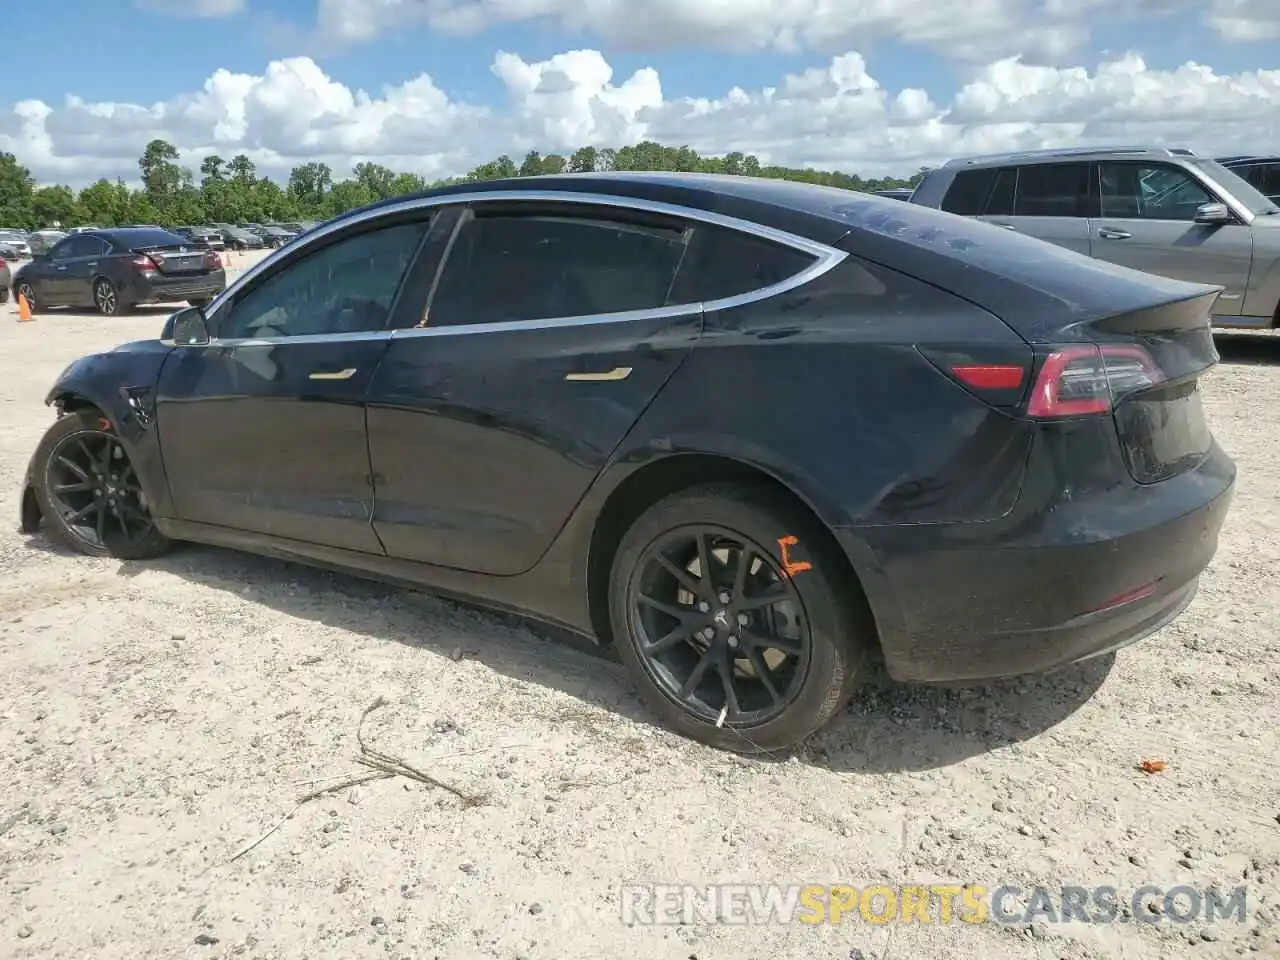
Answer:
(0, 138, 925, 230)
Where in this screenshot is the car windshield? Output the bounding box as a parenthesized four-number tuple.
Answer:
(1193, 159, 1280, 216)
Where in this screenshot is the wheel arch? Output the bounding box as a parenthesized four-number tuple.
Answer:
(583, 451, 881, 651)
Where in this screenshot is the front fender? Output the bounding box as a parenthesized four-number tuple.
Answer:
(37, 340, 177, 519)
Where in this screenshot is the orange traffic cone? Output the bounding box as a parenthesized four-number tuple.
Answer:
(17, 293, 33, 322)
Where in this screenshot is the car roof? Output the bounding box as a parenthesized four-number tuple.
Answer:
(1217, 155, 1280, 166)
(938, 145, 1201, 170)
(342, 170, 931, 246)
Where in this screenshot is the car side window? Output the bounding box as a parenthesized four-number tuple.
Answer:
(79, 237, 107, 257)
(666, 224, 817, 303)
(940, 169, 999, 215)
(49, 239, 76, 260)
(215, 221, 429, 340)
(985, 168, 1017, 216)
(1099, 163, 1215, 221)
(428, 208, 686, 326)
(1256, 164, 1280, 199)
(1012, 163, 1091, 217)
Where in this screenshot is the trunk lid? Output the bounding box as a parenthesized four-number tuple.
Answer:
(134, 243, 210, 275)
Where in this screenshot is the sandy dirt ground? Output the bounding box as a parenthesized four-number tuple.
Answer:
(0, 251, 1278, 960)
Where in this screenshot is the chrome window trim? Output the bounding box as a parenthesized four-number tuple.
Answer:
(196, 189, 847, 347)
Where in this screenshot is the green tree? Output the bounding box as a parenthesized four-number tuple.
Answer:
(353, 162, 396, 199)
(31, 185, 78, 226)
(287, 162, 333, 213)
(325, 180, 377, 215)
(138, 139, 182, 205)
(76, 178, 131, 226)
(389, 172, 426, 196)
(0, 153, 35, 227)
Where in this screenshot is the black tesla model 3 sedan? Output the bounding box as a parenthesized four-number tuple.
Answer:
(18, 172, 1235, 752)
(12, 227, 227, 316)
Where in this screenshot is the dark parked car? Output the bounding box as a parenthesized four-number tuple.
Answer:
(220, 226, 264, 250)
(17, 173, 1235, 752)
(11, 227, 227, 316)
(1217, 155, 1280, 204)
(173, 225, 226, 252)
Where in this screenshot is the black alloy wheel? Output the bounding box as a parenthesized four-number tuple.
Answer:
(609, 482, 869, 753)
(16, 280, 37, 311)
(31, 412, 172, 560)
(628, 524, 811, 727)
(94, 278, 121, 316)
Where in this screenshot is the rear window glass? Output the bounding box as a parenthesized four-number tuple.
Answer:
(111, 229, 187, 247)
(667, 224, 817, 303)
(941, 169, 998, 215)
(1013, 163, 1091, 217)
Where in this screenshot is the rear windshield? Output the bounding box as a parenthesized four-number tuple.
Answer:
(1194, 159, 1280, 215)
(111, 228, 188, 247)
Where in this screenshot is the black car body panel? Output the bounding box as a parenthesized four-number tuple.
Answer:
(25, 174, 1236, 687)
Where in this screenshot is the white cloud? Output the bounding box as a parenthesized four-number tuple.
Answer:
(135, 0, 245, 16)
(3, 49, 1280, 187)
(307, 0, 1280, 58)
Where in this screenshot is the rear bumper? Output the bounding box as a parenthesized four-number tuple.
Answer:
(839, 443, 1236, 683)
(126, 269, 226, 305)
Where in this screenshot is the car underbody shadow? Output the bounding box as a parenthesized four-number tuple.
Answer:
(1213, 331, 1280, 366)
(23, 532, 1116, 773)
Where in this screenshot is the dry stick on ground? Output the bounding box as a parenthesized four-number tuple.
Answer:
(228, 697, 486, 863)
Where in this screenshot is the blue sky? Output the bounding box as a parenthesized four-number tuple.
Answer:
(4, 0, 1279, 183)
(13, 0, 1279, 109)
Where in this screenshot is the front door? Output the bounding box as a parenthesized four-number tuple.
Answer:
(366, 200, 699, 576)
(1092, 161, 1254, 317)
(155, 216, 435, 552)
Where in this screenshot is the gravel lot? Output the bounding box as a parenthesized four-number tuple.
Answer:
(1, 251, 1278, 959)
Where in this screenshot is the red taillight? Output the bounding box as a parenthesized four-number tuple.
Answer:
(1026, 344, 1161, 418)
(130, 253, 164, 271)
(950, 364, 1026, 390)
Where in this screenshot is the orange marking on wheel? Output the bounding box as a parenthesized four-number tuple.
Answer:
(777, 535, 812, 577)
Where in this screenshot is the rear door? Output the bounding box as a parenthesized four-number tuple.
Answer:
(58, 235, 108, 305)
(990, 162, 1094, 255)
(1092, 161, 1253, 316)
(365, 198, 699, 575)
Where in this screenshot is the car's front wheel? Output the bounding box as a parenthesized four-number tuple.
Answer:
(608, 482, 870, 753)
(15, 280, 39, 312)
(31, 411, 172, 560)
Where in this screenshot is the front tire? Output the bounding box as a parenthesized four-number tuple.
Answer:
(31, 411, 172, 560)
(608, 482, 869, 753)
(15, 280, 39, 312)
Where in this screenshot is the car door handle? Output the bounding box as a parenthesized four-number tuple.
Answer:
(1097, 228, 1132, 240)
(564, 367, 632, 382)
(991, 222, 1017, 230)
(308, 367, 357, 381)
(55, 265, 67, 271)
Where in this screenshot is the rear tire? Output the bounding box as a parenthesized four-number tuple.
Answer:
(93, 277, 131, 316)
(607, 482, 869, 753)
(31, 411, 173, 560)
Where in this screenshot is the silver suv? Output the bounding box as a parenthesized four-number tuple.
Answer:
(910, 146, 1280, 329)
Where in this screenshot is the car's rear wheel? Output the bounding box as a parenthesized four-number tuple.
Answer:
(608, 482, 869, 753)
(31, 411, 172, 560)
(93, 277, 128, 316)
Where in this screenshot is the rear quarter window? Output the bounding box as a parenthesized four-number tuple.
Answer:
(666, 224, 817, 303)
